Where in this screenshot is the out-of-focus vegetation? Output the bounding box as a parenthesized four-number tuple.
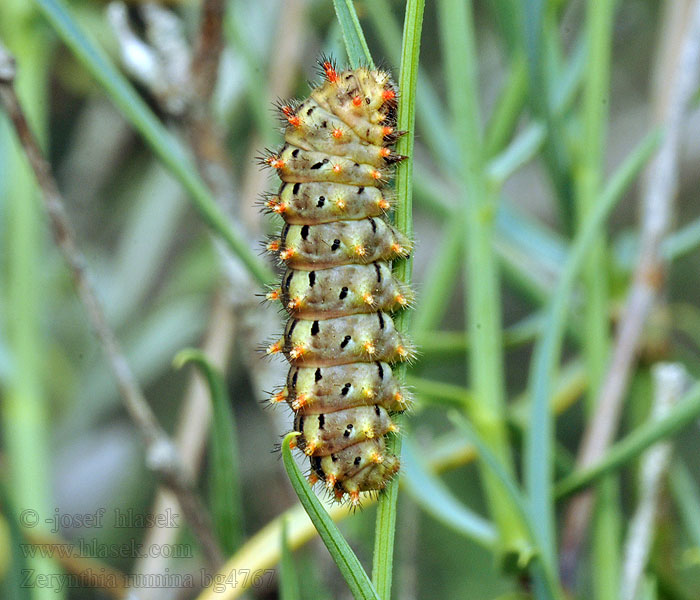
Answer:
(2, 0, 700, 599)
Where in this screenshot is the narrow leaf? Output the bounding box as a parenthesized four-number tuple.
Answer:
(279, 518, 301, 600)
(401, 439, 497, 547)
(556, 382, 700, 498)
(332, 0, 374, 68)
(281, 433, 380, 600)
(174, 349, 243, 555)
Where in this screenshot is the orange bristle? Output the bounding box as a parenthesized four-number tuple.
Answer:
(266, 288, 282, 301)
(382, 89, 396, 101)
(308, 473, 320, 485)
(280, 248, 295, 261)
(270, 390, 286, 404)
(352, 95, 363, 107)
(267, 239, 281, 252)
(292, 393, 308, 410)
(287, 115, 301, 128)
(378, 198, 391, 210)
(370, 169, 382, 180)
(380, 147, 391, 158)
(349, 491, 360, 506)
(323, 61, 338, 83)
(266, 340, 283, 355)
(382, 126, 394, 137)
(354, 244, 367, 257)
(332, 127, 343, 139)
(336, 198, 346, 210)
(362, 292, 375, 305)
(395, 293, 408, 306)
(287, 297, 302, 311)
(332, 163, 342, 174)
(363, 341, 376, 355)
(289, 344, 306, 360)
(325, 475, 337, 490)
(266, 155, 284, 169)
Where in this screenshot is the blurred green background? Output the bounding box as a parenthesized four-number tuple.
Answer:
(2, 0, 700, 599)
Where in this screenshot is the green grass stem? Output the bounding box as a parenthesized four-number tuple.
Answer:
(401, 439, 497, 548)
(332, 0, 374, 69)
(575, 2, 619, 597)
(0, 3, 61, 598)
(438, 0, 531, 566)
(279, 518, 301, 600)
(371, 2, 424, 597)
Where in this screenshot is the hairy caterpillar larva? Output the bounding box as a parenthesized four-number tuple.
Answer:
(262, 58, 414, 506)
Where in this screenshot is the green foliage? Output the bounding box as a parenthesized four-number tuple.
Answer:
(2, 1, 700, 599)
(174, 349, 243, 555)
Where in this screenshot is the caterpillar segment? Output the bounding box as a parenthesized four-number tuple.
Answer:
(272, 218, 411, 270)
(282, 98, 405, 166)
(263, 182, 392, 225)
(261, 61, 412, 505)
(279, 312, 414, 367)
(263, 145, 391, 186)
(282, 361, 411, 414)
(279, 262, 413, 319)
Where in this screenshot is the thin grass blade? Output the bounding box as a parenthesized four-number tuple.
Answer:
(555, 383, 700, 498)
(174, 349, 243, 555)
(401, 439, 497, 547)
(281, 433, 380, 600)
(332, 0, 374, 69)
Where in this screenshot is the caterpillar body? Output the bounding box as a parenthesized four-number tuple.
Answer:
(263, 59, 414, 506)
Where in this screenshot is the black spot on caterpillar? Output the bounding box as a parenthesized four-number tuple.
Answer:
(263, 59, 414, 506)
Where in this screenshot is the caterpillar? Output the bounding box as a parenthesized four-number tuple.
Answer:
(262, 58, 414, 506)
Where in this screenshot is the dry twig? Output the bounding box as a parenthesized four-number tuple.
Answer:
(560, 0, 700, 581)
(0, 41, 224, 571)
(619, 363, 687, 600)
